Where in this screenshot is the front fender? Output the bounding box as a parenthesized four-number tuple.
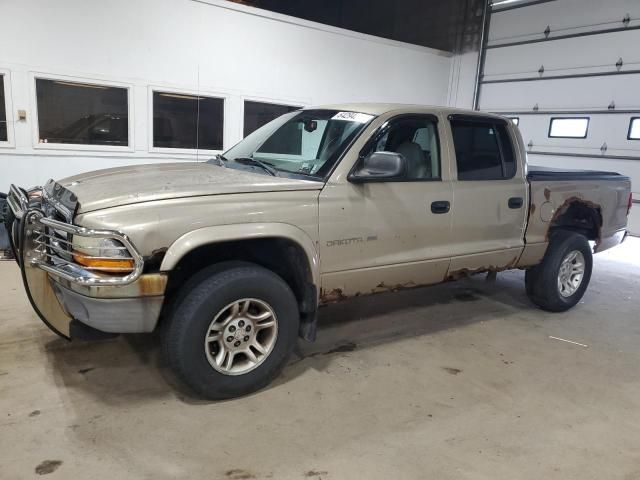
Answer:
(159, 223, 320, 286)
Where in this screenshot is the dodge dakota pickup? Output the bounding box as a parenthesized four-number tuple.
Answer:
(5, 104, 632, 399)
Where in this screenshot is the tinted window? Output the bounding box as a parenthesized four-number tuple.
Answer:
(244, 101, 299, 137)
(450, 119, 516, 180)
(363, 116, 440, 180)
(36, 79, 128, 146)
(497, 124, 516, 178)
(153, 92, 224, 150)
(0, 75, 6, 142)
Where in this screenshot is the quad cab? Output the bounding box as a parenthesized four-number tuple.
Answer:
(5, 104, 632, 399)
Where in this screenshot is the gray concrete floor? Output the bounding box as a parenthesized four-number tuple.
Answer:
(1, 239, 640, 480)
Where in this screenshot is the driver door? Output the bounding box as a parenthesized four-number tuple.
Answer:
(319, 114, 453, 299)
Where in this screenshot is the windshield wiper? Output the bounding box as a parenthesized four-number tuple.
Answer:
(233, 157, 278, 176)
(209, 154, 227, 167)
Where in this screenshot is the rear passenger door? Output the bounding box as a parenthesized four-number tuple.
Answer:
(446, 114, 527, 273)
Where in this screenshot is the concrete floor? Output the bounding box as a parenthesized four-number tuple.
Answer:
(1, 239, 639, 480)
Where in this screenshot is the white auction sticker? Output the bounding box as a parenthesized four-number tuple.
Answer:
(331, 112, 374, 123)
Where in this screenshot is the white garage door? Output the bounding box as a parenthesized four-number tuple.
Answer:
(476, 0, 640, 234)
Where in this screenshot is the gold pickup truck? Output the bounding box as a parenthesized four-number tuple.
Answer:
(5, 104, 632, 399)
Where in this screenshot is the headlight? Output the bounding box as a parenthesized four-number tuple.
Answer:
(72, 236, 135, 273)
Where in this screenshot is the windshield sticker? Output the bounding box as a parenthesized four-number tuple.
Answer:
(332, 112, 374, 123)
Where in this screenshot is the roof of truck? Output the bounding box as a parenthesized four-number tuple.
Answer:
(308, 103, 508, 120)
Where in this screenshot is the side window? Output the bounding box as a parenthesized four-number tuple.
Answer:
(364, 116, 440, 180)
(36, 78, 129, 147)
(450, 118, 516, 181)
(153, 91, 224, 150)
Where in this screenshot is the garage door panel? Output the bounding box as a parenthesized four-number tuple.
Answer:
(489, 0, 640, 45)
(480, 73, 640, 111)
(513, 114, 639, 151)
(484, 30, 640, 80)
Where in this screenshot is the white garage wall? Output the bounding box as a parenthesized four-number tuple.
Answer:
(478, 0, 640, 234)
(0, 0, 454, 190)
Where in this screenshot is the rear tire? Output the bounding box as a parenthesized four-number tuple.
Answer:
(525, 230, 593, 312)
(163, 262, 299, 400)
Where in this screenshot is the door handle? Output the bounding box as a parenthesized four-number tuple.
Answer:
(431, 200, 450, 214)
(508, 197, 524, 209)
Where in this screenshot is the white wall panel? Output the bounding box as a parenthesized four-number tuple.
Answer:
(489, 0, 640, 45)
(484, 29, 640, 80)
(0, 0, 453, 189)
(481, 74, 640, 111)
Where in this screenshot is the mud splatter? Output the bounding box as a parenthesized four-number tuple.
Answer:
(225, 469, 256, 479)
(442, 367, 462, 375)
(453, 292, 479, 302)
(305, 470, 329, 477)
(35, 460, 62, 475)
(325, 343, 357, 355)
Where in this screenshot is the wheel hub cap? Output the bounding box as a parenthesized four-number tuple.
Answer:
(204, 298, 278, 375)
(557, 250, 585, 298)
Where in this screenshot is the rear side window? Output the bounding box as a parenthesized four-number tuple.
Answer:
(450, 118, 516, 181)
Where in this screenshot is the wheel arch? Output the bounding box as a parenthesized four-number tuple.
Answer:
(548, 198, 602, 243)
(160, 223, 320, 340)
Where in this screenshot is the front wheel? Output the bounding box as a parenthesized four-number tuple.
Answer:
(525, 230, 593, 312)
(163, 263, 299, 399)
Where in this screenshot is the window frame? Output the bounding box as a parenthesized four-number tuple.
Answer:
(30, 72, 134, 152)
(508, 117, 519, 126)
(448, 114, 517, 182)
(241, 96, 306, 138)
(627, 117, 640, 141)
(351, 113, 443, 183)
(148, 86, 228, 155)
(548, 116, 590, 139)
(0, 68, 15, 148)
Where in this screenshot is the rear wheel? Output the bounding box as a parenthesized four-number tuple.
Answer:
(525, 230, 593, 312)
(163, 263, 299, 399)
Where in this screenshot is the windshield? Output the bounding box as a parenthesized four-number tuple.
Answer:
(218, 109, 375, 179)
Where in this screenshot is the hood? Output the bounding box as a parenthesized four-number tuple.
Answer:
(59, 162, 323, 213)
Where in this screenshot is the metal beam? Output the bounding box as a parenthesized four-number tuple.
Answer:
(491, 0, 558, 13)
(481, 69, 640, 84)
(487, 25, 640, 49)
(492, 109, 640, 116)
(472, 0, 491, 110)
(527, 151, 640, 161)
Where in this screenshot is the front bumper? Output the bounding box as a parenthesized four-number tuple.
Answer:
(51, 282, 164, 333)
(5, 185, 166, 339)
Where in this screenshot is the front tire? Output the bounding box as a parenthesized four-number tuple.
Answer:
(163, 263, 299, 400)
(525, 230, 593, 312)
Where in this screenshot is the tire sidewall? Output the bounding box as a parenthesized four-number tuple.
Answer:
(166, 264, 299, 399)
(540, 231, 593, 310)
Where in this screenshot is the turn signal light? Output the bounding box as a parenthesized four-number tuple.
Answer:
(73, 253, 135, 273)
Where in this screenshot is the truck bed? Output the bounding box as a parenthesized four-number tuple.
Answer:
(522, 166, 631, 266)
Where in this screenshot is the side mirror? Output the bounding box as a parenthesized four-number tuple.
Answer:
(348, 151, 406, 183)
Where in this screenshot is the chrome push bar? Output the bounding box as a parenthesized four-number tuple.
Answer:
(28, 215, 144, 286)
(10, 189, 144, 286)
